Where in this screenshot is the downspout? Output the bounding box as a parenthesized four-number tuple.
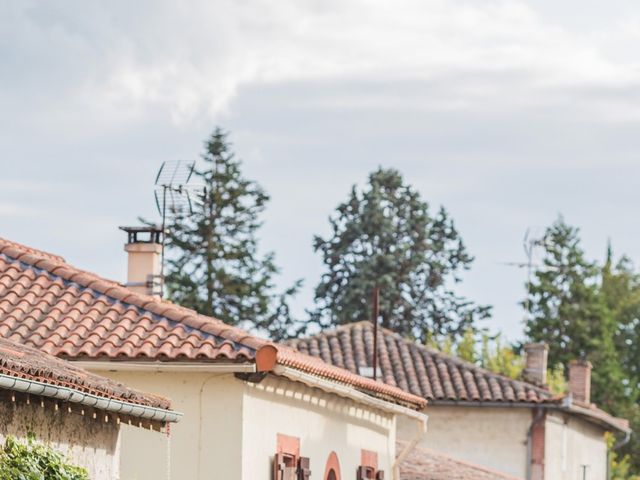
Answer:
(0, 373, 182, 423)
(526, 407, 545, 480)
(391, 411, 428, 480)
(608, 430, 632, 480)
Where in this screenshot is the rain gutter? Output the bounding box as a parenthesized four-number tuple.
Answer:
(0, 373, 182, 423)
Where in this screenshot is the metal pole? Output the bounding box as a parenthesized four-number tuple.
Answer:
(372, 286, 380, 382)
(160, 186, 167, 297)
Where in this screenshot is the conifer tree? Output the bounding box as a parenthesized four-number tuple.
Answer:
(161, 127, 301, 340)
(312, 167, 490, 341)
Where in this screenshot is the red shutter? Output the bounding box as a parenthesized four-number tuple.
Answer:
(298, 457, 311, 480)
(274, 453, 285, 480)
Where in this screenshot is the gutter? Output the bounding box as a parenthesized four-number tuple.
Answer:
(71, 361, 257, 374)
(272, 365, 428, 480)
(0, 373, 182, 423)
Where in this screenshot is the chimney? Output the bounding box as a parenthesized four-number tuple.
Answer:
(569, 360, 592, 404)
(119, 226, 163, 296)
(523, 343, 548, 386)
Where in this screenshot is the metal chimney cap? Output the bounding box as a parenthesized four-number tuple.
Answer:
(119, 225, 163, 244)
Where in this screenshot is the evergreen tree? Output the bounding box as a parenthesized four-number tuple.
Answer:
(312, 167, 490, 341)
(160, 128, 301, 340)
(524, 217, 610, 369)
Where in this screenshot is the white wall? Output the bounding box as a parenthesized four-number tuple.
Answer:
(106, 371, 244, 480)
(398, 405, 532, 478)
(544, 411, 607, 480)
(102, 369, 398, 480)
(242, 376, 396, 480)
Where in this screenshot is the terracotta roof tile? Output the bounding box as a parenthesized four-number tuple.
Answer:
(0, 238, 424, 409)
(288, 321, 552, 404)
(399, 441, 522, 480)
(0, 336, 171, 411)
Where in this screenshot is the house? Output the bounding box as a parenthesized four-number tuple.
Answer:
(0, 335, 179, 479)
(289, 321, 631, 480)
(0, 232, 427, 480)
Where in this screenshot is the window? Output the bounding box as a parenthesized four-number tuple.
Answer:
(357, 450, 383, 480)
(273, 434, 310, 480)
(324, 451, 341, 480)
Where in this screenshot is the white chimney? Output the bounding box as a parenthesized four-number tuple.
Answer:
(120, 226, 163, 296)
(523, 343, 548, 386)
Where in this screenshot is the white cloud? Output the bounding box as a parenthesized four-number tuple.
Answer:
(3, 0, 640, 123)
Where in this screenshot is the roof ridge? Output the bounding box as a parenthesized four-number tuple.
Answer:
(0, 237, 66, 263)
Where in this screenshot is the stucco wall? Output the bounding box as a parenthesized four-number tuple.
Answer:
(106, 371, 243, 480)
(398, 405, 532, 478)
(242, 375, 396, 480)
(544, 410, 607, 480)
(102, 369, 398, 480)
(0, 395, 119, 480)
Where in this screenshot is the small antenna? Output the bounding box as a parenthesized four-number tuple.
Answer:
(153, 160, 203, 296)
(372, 286, 380, 382)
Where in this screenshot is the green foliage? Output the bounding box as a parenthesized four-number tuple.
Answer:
(0, 434, 88, 480)
(606, 432, 639, 480)
(524, 218, 640, 474)
(479, 334, 524, 380)
(158, 128, 301, 340)
(312, 167, 490, 342)
(546, 363, 567, 395)
(456, 329, 477, 363)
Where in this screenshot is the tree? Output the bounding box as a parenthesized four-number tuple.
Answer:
(524, 217, 612, 370)
(160, 128, 301, 340)
(312, 167, 490, 341)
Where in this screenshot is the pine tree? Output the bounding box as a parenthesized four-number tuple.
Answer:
(160, 127, 301, 340)
(312, 167, 490, 341)
(524, 217, 608, 368)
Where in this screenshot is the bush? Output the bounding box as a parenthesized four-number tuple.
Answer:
(0, 434, 88, 480)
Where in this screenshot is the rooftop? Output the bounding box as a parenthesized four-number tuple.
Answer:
(0, 237, 425, 409)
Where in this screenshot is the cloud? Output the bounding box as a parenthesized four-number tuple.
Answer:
(3, 0, 640, 124)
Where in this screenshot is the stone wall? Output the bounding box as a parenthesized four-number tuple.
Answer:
(0, 392, 120, 480)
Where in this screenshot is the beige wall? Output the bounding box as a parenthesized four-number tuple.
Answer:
(0, 395, 120, 480)
(242, 376, 396, 480)
(107, 371, 243, 480)
(102, 369, 398, 480)
(544, 411, 607, 480)
(398, 405, 532, 478)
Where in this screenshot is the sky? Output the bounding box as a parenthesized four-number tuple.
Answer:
(3, 0, 640, 340)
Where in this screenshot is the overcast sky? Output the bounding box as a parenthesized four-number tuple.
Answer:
(3, 0, 640, 340)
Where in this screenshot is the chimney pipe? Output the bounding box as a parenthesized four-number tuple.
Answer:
(523, 343, 548, 386)
(568, 360, 592, 404)
(119, 226, 163, 296)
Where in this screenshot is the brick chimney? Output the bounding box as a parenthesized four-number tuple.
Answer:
(523, 343, 548, 386)
(569, 360, 592, 404)
(119, 226, 163, 296)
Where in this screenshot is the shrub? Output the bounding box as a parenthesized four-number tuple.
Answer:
(0, 434, 88, 480)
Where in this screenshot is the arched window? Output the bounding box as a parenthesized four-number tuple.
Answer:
(324, 451, 341, 480)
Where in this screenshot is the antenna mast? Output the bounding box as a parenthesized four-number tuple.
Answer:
(154, 160, 202, 297)
(372, 286, 380, 382)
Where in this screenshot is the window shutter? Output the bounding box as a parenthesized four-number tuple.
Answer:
(375, 471, 384, 480)
(298, 457, 311, 480)
(274, 453, 285, 480)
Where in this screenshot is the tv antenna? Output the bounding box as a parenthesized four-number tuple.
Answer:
(154, 160, 203, 296)
(500, 227, 550, 322)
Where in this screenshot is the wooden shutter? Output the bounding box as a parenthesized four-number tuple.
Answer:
(298, 456, 311, 480)
(274, 453, 298, 480)
(357, 466, 376, 479)
(375, 471, 384, 480)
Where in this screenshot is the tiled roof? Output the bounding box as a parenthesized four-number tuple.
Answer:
(0, 238, 425, 409)
(0, 335, 171, 410)
(288, 321, 551, 403)
(399, 442, 522, 480)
